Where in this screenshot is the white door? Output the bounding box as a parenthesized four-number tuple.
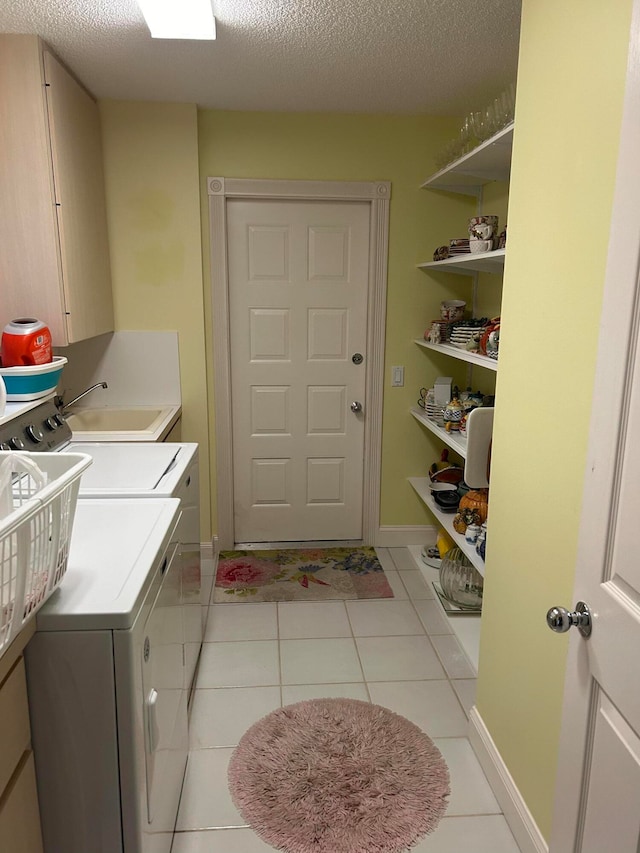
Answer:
(550, 5, 640, 849)
(227, 198, 370, 543)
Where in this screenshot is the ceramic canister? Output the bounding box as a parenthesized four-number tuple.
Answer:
(1, 318, 52, 367)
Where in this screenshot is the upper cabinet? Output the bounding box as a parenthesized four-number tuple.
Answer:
(0, 35, 113, 346)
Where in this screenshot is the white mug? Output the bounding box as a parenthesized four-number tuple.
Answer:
(465, 523, 481, 544)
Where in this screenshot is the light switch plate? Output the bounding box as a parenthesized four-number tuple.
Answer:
(392, 366, 404, 387)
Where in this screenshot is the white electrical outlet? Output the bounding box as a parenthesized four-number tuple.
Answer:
(392, 366, 404, 387)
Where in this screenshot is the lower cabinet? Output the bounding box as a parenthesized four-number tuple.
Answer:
(0, 754, 43, 853)
(0, 625, 43, 853)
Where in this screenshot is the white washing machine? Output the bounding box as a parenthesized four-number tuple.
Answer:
(0, 400, 204, 853)
(25, 498, 186, 853)
(68, 440, 203, 692)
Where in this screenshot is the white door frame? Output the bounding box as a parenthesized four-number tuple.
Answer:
(208, 178, 391, 550)
(550, 2, 640, 849)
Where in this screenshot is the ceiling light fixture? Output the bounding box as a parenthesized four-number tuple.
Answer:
(137, 0, 216, 40)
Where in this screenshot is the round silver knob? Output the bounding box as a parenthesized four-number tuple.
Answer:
(45, 416, 59, 431)
(546, 602, 592, 638)
(9, 436, 25, 450)
(350, 401, 363, 413)
(25, 424, 43, 444)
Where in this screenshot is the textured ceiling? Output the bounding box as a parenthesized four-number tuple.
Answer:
(0, 0, 522, 114)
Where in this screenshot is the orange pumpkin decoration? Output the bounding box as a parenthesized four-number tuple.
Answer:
(458, 489, 489, 523)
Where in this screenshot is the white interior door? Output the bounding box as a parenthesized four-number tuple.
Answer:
(227, 198, 370, 543)
(550, 5, 640, 849)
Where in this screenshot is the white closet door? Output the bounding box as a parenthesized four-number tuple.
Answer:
(227, 198, 370, 542)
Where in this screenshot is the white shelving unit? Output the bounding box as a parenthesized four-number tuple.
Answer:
(418, 248, 505, 276)
(410, 407, 467, 458)
(414, 338, 498, 372)
(407, 477, 485, 577)
(421, 123, 513, 194)
(407, 545, 481, 674)
(409, 122, 512, 651)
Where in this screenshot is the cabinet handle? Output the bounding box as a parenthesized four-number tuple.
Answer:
(146, 688, 160, 753)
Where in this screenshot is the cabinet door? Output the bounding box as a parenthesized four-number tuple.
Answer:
(0, 754, 44, 853)
(43, 51, 114, 343)
(0, 35, 65, 342)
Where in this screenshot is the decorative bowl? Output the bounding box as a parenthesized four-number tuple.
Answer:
(440, 300, 466, 322)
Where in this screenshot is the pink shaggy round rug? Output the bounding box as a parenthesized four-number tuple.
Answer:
(228, 698, 450, 853)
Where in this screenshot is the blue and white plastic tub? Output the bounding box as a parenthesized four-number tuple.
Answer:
(0, 356, 67, 401)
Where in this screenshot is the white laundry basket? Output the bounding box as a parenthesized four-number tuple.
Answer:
(0, 451, 92, 658)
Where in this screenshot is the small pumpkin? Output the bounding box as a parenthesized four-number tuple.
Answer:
(459, 489, 489, 524)
(452, 513, 467, 534)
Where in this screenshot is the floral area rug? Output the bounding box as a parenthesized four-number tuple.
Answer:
(214, 547, 394, 602)
(228, 698, 450, 853)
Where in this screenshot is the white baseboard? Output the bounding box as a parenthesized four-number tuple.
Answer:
(375, 525, 436, 547)
(468, 707, 548, 853)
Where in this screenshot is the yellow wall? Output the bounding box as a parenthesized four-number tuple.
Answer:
(476, 0, 633, 839)
(197, 111, 478, 529)
(99, 101, 212, 538)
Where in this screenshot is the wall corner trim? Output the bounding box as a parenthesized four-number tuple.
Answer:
(468, 706, 549, 853)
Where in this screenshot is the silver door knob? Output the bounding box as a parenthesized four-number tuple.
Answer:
(350, 401, 363, 413)
(546, 602, 592, 638)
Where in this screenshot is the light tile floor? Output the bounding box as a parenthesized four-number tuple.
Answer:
(171, 547, 521, 853)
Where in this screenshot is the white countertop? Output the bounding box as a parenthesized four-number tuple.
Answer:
(0, 393, 56, 426)
(35, 498, 181, 631)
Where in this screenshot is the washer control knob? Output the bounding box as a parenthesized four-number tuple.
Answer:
(9, 437, 25, 450)
(45, 417, 59, 431)
(26, 424, 44, 444)
(54, 414, 65, 427)
(0, 443, 11, 451)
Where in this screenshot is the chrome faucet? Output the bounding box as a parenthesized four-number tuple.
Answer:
(57, 382, 108, 415)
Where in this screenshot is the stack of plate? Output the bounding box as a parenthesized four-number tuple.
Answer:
(425, 401, 445, 426)
(448, 238, 470, 256)
(450, 323, 484, 348)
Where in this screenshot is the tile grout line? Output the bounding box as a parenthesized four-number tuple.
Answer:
(276, 603, 283, 706)
(342, 600, 372, 701)
(398, 547, 477, 719)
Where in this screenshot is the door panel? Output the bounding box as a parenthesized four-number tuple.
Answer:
(579, 691, 640, 853)
(308, 309, 348, 359)
(228, 199, 369, 542)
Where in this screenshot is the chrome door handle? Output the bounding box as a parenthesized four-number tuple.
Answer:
(546, 602, 592, 638)
(350, 401, 363, 413)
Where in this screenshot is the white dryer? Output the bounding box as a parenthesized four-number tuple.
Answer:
(26, 498, 186, 853)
